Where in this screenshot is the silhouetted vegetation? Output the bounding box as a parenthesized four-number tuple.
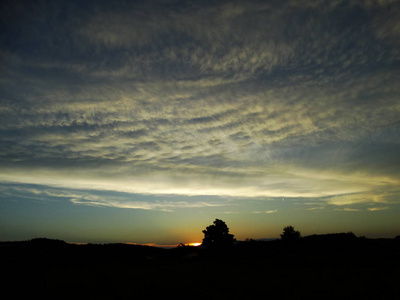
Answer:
(2, 230, 400, 298)
(280, 225, 301, 240)
(201, 219, 236, 248)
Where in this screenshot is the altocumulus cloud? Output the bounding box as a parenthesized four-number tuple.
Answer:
(0, 0, 399, 210)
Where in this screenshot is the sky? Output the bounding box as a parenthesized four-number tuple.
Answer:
(1, 0, 399, 245)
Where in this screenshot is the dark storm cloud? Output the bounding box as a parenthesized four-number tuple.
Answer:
(1, 0, 399, 207)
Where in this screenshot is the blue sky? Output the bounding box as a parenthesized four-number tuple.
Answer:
(1, 0, 399, 245)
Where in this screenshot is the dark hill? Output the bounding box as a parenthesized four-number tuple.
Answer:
(1, 236, 399, 298)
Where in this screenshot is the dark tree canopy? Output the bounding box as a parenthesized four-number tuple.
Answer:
(202, 219, 236, 248)
(280, 226, 301, 240)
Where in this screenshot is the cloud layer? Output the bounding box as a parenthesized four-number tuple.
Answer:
(1, 0, 399, 211)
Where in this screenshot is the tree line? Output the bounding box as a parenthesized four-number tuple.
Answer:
(200, 219, 360, 248)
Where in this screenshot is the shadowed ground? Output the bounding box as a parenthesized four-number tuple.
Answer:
(2, 236, 399, 299)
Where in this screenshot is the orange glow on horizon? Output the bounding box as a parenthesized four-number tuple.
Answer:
(187, 242, 201, 247)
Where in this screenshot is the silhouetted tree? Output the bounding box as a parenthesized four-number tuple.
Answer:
(280, 226, 301, 240)
(202, 219, 236, 248)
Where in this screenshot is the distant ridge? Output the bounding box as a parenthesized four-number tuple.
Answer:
(255, 238, 279, 242)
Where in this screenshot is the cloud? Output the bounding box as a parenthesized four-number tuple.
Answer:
(367, 207, 389, 212)
(334, 208, 362, 212)
(1, 162, 395, 201)
(1, 0, 399, 209)
(307, 207, 325, 211)
(253, 210, 278, 214)
(326, 193, 385, 206)
(0, 183, 228, 212)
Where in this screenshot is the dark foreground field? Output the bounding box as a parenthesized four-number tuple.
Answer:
(2, 235, 399, 299)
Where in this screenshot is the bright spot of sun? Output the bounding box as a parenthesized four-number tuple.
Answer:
(188, 242, 201, 247)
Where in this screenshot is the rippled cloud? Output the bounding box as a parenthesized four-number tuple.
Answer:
(1, 0, 399, 212)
